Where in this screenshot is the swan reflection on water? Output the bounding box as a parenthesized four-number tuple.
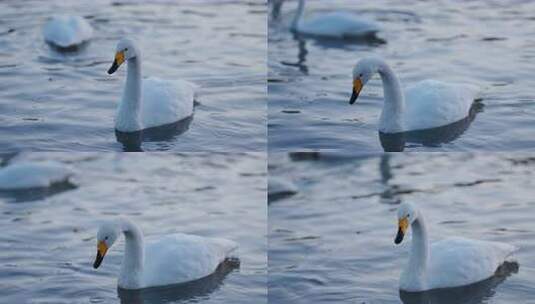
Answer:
(380, 101, 483, 152)
(116, 115, 193, 152)
(400, 261, 519, 304)
(118, 259, 239, 304)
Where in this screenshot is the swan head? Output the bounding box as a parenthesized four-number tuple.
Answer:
(93, 221, 121, 269)
(107, 38, 139, 75)
(349, 57, 381, 104)
(395, 202, 418, 245)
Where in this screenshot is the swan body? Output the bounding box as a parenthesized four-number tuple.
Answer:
(351, 57, 481, 134)
(291, 0, 380, 38)
(43, 15, 93, 49)
(0, 162, 73, 190)
(108, 38, 196, 133)
(395, 202, 518, 292)
(93, 218, 238, 290)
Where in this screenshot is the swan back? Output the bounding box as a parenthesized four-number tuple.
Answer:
(426, 237, 517, 290)
(141, 78, 196, 129)
(403, 80, 480, 131)
(142, 233, 238, 288)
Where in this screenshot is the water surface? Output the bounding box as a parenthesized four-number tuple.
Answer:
(269, 152, 534, 303)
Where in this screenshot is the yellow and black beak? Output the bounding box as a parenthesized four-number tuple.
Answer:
(107, 51, 125, 75)
(93, 241, 108, 269)
(395, 217, 409, 244)
(349, 78, 363, 105)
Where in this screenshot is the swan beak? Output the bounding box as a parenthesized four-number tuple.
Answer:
(107, 51, 125, 75)
(93, 241, 108, 269)
(395, 217, 409, 244)
(349, 79, 363, 104)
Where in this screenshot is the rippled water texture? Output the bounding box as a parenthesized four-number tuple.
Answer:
(268, 0, 535, 151)
(0, 152, 267, 303)
(268, 153, 535, 303)
(0, 0, 266, 152)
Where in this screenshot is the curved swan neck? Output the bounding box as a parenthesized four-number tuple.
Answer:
(408, 215, 429, 285)
(116, 56, 142, 132)
(291, 0, 305, 31)
(119, 218, 144, 288)
(374, 60, 405, 133)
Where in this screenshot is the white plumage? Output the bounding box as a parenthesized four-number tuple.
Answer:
(142, 234, 238, 287)
(0, 162, 73, 190)
(43, 15, 93, 49)
(139, 78, 196, 130)
(403, 80, 480, 131)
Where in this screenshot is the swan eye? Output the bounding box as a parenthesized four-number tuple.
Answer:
(124, 48, 128, 52)
(359, 73, 363, 78)
(105, 236, 109, 240)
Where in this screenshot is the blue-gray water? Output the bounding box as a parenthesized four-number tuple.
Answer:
(268, 153, 534, 303)
(268, 0, 535, 151)
(0, 152, 267, 303)
(0, 0, 266, 152)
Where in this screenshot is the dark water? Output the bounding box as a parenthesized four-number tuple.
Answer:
(268, 153, 535, 303)
(0, 152, 267, 303)
(0, 0, 266, 152)
(268, 0, 535, 151)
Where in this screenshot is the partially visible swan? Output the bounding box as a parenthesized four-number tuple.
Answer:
(268, 177, 298, 202)
(350, 57, 481, 134)
(107, 38, 196, 133)
(43, 15, 93, 50)
(395, 202, 518, 292)
(93, 218, 239, 290)
(0, 162, 73, 190)
(290, 0, 380, 38)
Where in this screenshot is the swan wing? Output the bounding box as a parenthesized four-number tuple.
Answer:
(403, 80, 480, 131)
(141, 77, 196, 129)
(427, 237, 517, 289)
(142, 233, 238, 287)
(43, 16, 93, 48)
(299, 12, 380, 38)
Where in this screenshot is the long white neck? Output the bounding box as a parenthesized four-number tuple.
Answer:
(404, 215, 429, 291)
(291, 0, 305, 31)
(374, 60, 405, 133)
(116, 56, 142, 132)
(118, 218, 144, 289)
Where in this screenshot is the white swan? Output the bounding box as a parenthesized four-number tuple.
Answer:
(93, 218, 238, 290)
(350, 57, 481, 134)
(290, 0, 380, 38)
(0, 162, 73, 190)
(107, 38, 196, 133)
(43, 15, 93, 49)
(395, 202, 518, 292)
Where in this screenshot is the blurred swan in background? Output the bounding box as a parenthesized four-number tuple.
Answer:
(290, 0, 380, 38)
(43, 15, 93, 50)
